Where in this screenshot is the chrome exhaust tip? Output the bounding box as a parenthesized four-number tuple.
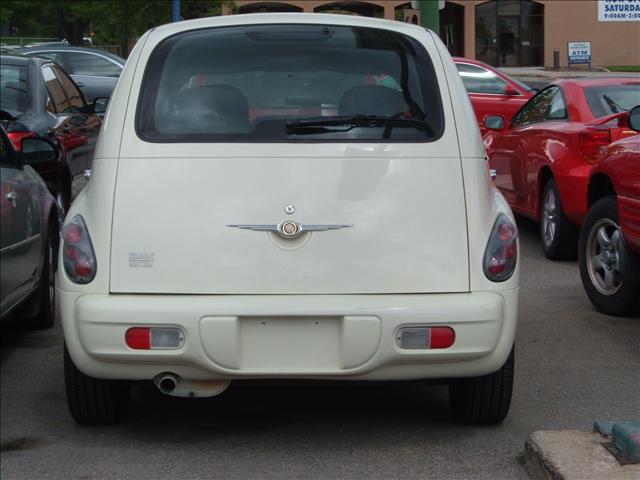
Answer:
(157, 373, 178, 394)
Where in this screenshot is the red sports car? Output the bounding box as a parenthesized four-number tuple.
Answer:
(484, 78, 640, 259)
(579, 106, 640, 316)
(454, 57, 534, 136)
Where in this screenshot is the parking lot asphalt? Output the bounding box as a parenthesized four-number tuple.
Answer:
(1, 217, 639, 480)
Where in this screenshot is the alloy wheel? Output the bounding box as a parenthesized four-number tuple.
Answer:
(586, 218, 623, 296)
(542, 188, 557, 247)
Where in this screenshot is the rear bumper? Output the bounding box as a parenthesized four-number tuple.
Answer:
(60, 289, 519, 382)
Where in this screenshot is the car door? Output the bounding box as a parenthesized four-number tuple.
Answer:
(519, 87, 570, 215)
(61, 51, 122, 103)
(0, 133, 42, 315)
(488, 87, 560, 213)
(456, 62, 527, 135)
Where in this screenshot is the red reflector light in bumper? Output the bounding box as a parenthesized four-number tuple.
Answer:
(125, 327, 185, 350)
(125, 328, 151, 349)
(429, 327, 456, 349)
(396, 326, 455, 349)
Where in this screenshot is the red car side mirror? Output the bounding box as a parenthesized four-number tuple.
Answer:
(504, 86, 520, 96)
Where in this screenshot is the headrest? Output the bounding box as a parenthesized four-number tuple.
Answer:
(338, 85, 407, 117)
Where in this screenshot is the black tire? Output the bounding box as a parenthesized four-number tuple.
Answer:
(28, 218, 58, 329)
(449, 347, 514, 425)
(64, 345, 130, 425)
(540, 178, 579, 260)
(578, 196, 640, 317)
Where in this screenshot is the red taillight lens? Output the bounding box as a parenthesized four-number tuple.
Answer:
(125, 328, 151, 350)
(62, 215, 97, 284)
(429, 327, 455, 349)
(64, 223, 83, 244)
(579, 127, 611, 164)
(6, 131, 38, 150)
(484, 214, 518, 282)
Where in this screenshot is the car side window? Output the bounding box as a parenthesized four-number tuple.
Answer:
(52, 65, 85, 112)
(456, 63, 509, 95)
(512, 87, 565, 127)
(546, 91, 568, 120)
(42, 66, 71, 114)
(64, 52, 121, 77)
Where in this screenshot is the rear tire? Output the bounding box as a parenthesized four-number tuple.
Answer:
(64, 345, 130, 425)
(449, 347, 514, 425)
(578, 196, 640, 316)
(28, 218, 58, 329)
(540, 178, 578, 260)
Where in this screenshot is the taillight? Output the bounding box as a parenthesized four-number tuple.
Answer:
(579, 126, 611, 164)
(484, 214, 518, 282)
(125, 327, 185, 350)
(62, 215, 97, 284)
(6, 131, 38, 150)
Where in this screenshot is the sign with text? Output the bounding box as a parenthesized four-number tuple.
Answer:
(598, 0, 640, 21)
(568, 41, 592, 67)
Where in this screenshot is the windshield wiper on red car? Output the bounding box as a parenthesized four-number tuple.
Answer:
(285, 114, 434, 138)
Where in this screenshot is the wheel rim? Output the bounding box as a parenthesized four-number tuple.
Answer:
(56, 192, 66, 225)
(586, 218, 623, 296)
(542, 188, 557, 247)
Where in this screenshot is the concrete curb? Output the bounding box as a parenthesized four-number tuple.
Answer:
(524, 430, 640, 480)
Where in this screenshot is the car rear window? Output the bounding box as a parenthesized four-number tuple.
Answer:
(0, 63, 28, 115)
(583, 84, 640, 118)
(137, 25, 444, 143)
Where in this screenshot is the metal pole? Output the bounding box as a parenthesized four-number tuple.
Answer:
(419, 0, 440, 33)
(172, 0, 181, 22)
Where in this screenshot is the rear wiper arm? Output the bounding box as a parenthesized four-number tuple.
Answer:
(602, 94, 627, 113)
(285, 114, 434, 138)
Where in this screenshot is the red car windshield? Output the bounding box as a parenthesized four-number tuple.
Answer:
(583, 84, 640, 118)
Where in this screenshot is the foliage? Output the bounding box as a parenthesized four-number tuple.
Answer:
(1, 0, 233, 51)
(605, 66, 640, 73)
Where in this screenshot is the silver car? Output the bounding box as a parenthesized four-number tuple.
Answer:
(1, 127, 59, 327)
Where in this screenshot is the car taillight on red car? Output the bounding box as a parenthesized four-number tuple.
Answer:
(6, 131, 38, 150)
(579, 126, 611, 164)
(62, 215, 97, 284)
(484, 214, 518, 282)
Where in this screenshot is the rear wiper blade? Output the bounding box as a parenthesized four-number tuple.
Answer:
(285, 114, 434, 138)
(602, 94, 628, 113)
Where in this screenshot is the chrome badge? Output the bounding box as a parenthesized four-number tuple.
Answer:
(284, 204, 295, 215)
(227, 222, 352, 239)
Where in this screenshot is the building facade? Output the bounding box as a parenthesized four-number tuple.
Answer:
(221, 1, 640, 68)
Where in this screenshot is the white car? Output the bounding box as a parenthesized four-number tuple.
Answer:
(58, 14, 520, 425)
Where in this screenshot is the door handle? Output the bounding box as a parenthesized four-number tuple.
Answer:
(75, 82, 85, 87)
(5, 191, 17, 207)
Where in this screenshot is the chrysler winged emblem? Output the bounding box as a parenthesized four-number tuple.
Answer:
(227, 221, 352, 239)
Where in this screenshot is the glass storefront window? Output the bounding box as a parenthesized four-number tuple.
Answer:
(475, 0, 544, 67)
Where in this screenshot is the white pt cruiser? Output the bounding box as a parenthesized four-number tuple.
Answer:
(59, 14, 519, 425)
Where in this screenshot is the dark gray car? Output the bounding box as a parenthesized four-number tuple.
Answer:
(17, 46, 124, 103)
(0, 127, 59, 327)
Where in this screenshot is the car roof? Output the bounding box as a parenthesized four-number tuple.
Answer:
(452, 57, 493, 68)
(17, 45, 125, 64)
(554, 77, 640, 88)
(0, 54, 35, 66)
(146, 12, 431, 42)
